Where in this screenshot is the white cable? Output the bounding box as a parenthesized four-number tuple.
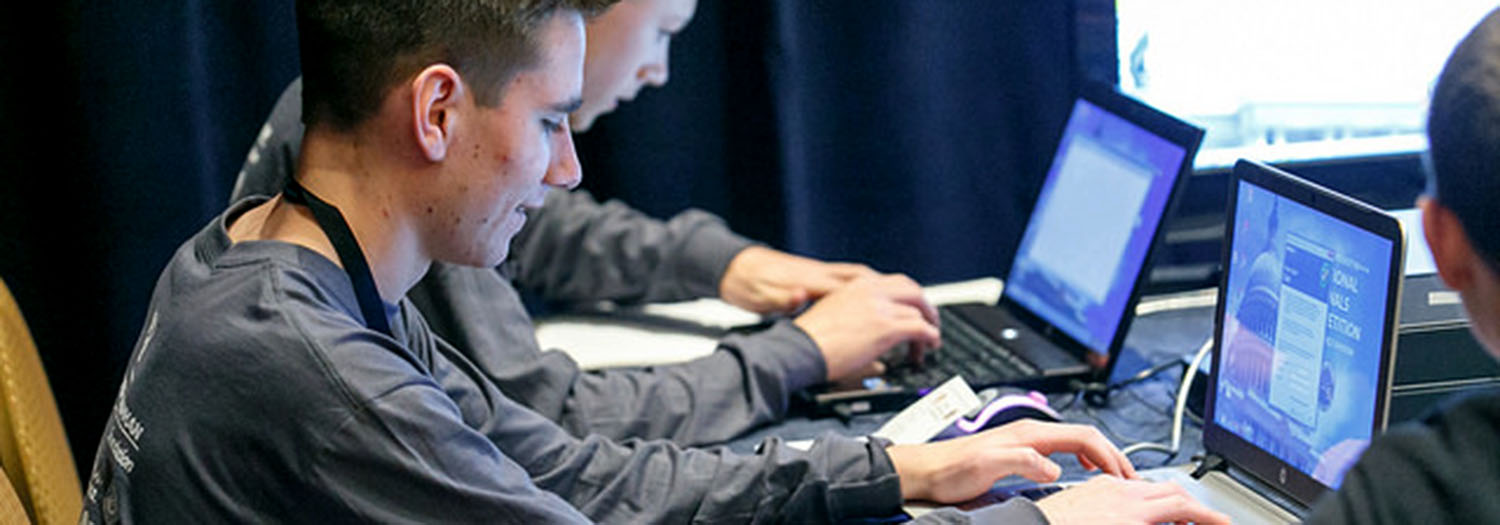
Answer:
(1121, 336, 1214, 457)
(1133, 288, 1219, 316)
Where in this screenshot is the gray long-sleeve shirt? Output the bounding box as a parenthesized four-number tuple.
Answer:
(81, 200, 906, 523)
(82, 200, 1043, 523)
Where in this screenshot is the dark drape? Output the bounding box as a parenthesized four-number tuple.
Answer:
(3, 1, 1079, 470)
(579, 1, 1077, 281)
(772, 2, 1075, 280)
(1, 2, 300, 473)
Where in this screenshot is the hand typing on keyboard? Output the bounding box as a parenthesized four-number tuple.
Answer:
(1035, 475, 1230, 524)
(883, 419, 1229, 524)
(792, 274, 941, 382)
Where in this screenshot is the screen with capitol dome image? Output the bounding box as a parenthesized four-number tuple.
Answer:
(1213, 177, 1393, 490)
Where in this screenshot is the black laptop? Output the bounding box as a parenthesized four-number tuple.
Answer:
(809, 85, 1205, 413)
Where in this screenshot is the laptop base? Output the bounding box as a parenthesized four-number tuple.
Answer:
(1139, 464, 1300, 524)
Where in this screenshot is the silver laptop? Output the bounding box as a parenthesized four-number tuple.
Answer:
(1134, 159, 1407, 522)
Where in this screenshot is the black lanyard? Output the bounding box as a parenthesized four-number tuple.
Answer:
(280, 178, 394, 338)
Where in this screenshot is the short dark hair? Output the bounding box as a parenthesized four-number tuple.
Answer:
(1429, 7, 1500, 273)
(297, 0, 617, 132)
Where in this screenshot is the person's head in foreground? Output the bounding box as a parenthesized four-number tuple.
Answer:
(1423, 7, 1500, 353)
(1305, 8, 1500, 523)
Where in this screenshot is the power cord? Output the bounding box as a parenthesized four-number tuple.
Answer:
(1120, 336, 1213, 459)
(1109, 358, 1188, 391)
(1064, 356, 1187, 409)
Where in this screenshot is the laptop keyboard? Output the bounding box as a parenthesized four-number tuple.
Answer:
(886, 309, 1040, 389)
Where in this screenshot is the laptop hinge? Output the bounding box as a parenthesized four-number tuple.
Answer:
(1220, 462, 1309, 519)
(1190, 453, 1227, 479)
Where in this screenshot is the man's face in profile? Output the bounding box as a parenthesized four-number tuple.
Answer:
(424, 13, 586, 268)
(572, 0, 697, 131)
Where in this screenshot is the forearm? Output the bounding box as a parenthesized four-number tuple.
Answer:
(555, 320, 826, 445)
(528, 431, 904, 523)
(508, 189, 754, 304)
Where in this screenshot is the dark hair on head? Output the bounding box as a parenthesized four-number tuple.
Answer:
(1429, 7, 1500, 274)
(297, 0, 618, 132)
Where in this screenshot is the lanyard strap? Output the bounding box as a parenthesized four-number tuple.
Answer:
(280, 178, 394, 338)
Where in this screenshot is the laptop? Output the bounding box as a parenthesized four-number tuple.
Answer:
(926, 159, 1408, 522)
(808, 85, 1204, 413)
(1131, 159, 1407, 523)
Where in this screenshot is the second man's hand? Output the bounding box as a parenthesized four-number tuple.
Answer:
(793, 273, 941, 382)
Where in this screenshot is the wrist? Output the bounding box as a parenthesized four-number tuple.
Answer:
(886, 444, 928, 501)
(791, 316, 840, 381)
(717, 246, 765, 305)
(719, 245, 768, 280)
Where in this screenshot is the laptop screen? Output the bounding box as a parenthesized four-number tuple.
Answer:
(1004, 98, 1189, 355)
(1213, 177, 1395, 490)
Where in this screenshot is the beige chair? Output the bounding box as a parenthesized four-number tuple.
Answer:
(0, 467, 29, 525)
(0, 278, 81, 524)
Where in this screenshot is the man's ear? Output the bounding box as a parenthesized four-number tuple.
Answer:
(410, 65, 465, 162)
(1420, 196, 1478, 291)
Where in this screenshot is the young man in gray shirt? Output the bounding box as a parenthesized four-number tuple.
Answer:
(84, 0, 1226, 522)
(232, 0, 900, 448)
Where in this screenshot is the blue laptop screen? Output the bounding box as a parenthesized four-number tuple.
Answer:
(1213, 179, 1393, 489)
(1005, 99, 1187, 355)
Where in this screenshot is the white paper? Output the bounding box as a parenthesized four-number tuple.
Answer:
(873, 376, 983, 445)
(535, 320, 718, 370)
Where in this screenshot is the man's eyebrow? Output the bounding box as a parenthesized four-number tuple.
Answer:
(551, 96, 583, 114)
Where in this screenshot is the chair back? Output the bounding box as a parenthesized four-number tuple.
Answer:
(0, 466, 30, 524)
(0, 279, 82, 524)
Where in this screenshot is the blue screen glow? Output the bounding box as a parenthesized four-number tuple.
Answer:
(1213, 179, 1393, 489)
(1005, 99, 1187, 358)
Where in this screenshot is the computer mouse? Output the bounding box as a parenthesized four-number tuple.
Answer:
(931, 389, 1061, 441)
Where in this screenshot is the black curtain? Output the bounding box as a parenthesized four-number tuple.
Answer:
(579, 1, 1077, 282)
(772, 1, 1075, 280)
(1, 2, 300, 474)
(2, 1, 1079, 471)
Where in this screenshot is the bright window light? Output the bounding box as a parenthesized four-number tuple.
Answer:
(1117, 1, 1498, 169)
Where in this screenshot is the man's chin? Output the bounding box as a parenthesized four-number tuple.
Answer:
(479, 248, 511, 269)
(570, 111, 598, 133)
(442, 247, 510, 270)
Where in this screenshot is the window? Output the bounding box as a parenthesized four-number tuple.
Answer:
(1117, 0, 1498, 169)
